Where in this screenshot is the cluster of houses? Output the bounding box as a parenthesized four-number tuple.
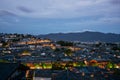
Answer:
(0, 33, 120, 80)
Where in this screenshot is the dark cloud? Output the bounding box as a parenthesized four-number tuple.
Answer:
(110, 0, 120, 4)
(17, 6, 33, 13)
(0, 10, 17, 16)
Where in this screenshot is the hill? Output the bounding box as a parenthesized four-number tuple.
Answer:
(38, 31, 120, 42)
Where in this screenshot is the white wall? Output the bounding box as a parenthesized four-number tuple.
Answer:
(33, 77, 51, 80)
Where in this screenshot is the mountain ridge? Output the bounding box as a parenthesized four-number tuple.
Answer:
(38, 31, 120, 42)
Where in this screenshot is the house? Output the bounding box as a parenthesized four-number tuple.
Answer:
(0, 62, 29, 80)
(33, 69, 53, 80)
(52, 70, 81, 80)
(32, 69, 62, 80)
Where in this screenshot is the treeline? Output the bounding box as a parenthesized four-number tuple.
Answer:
(56, 40, 74, 46)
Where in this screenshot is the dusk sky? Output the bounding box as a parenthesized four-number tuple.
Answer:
(0, 0, 120, 34)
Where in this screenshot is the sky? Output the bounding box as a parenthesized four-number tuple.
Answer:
(0, 0, 120, 35)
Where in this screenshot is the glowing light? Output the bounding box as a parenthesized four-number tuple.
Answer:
(90, 74, 94, 77)
(116, 66, 119, 69)
(82, 72, 85, 76)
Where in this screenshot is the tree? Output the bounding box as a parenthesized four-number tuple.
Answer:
(41, 62, 46, 69)
(54, 48, 61, 52)
(64, 49, 72, 56)
(57, 41, 73, 46)
(106, 62, 115, 69)
(78, 62, 86, 67)
(12, 38, 20, 42)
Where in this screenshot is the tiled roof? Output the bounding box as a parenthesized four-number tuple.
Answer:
(0, 63, 19, 80)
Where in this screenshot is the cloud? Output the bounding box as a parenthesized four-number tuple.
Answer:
(17, 6, 34, 13)
(0, 10, 17, 16)
(0, 10, 19, 24)
(0, 0, 119, 18)
(0, 21, 11, 25)
(64, 17, 120, 27)
(110, 0, 120, 4)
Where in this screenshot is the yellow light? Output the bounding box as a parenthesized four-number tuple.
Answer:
(116, 66, 119, 69)
(36, 67, 40, 69)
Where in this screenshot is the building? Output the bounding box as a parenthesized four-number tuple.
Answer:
(52, 70, 81, 80)
(0, 62, 29, 80)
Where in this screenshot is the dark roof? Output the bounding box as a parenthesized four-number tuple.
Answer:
(34, 69, 63, 78)
(53, 69, 120, 80)
(35, 69, 55, 78)
(52, 70, 81, 80)
(0, 62, 29, 80)
(74, 66, 108, 73)
(0, 63, 19, 80)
